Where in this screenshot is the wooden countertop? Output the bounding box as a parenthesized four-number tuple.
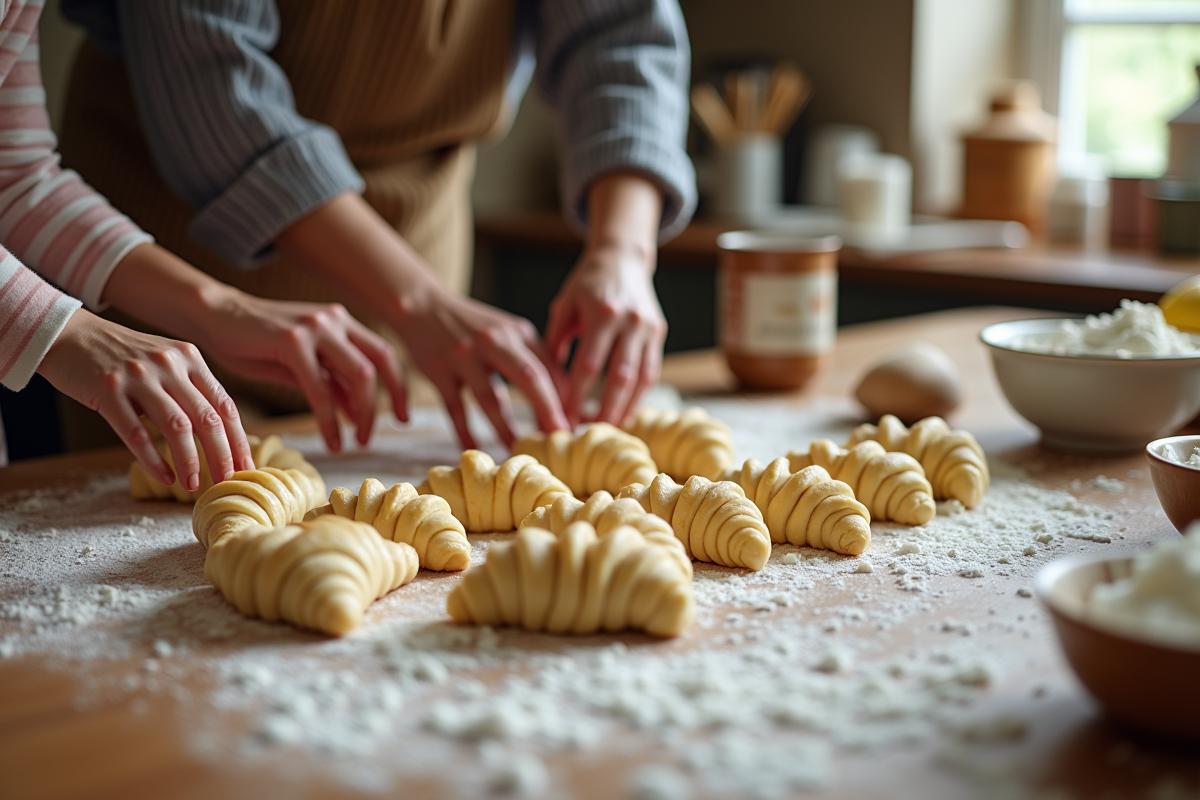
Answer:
(477, 209, 1200, 308)
(2, 307, 1197, 800)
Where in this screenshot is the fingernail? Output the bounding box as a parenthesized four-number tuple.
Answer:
(187, 473, 200, 491)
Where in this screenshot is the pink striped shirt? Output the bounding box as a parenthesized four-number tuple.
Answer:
(0, 0, 151, 390)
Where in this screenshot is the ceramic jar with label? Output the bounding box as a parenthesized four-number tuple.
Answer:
(717, 232, 841, 390)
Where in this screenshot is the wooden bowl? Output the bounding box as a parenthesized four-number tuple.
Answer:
(1037, 553, 1200, 741)
(1146, 435, 1200, 532)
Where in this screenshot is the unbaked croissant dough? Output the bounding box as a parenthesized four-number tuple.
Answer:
(205, 515, 418, 636)
(304, 479, 470, 571)
(519, 492, 692, 578)
(787, 439, 935, 525)
(723, 458, 872, 555)
(130, 433, 323, 504)
(846, 415, 989, 508)
(622, 407, 735, 481)
(417, 450, 571, 532)
(192, 466, 326, 550)
(512, 423, 657, 496)
(617, 474, 772, 571)
(446, 522, 694, 637)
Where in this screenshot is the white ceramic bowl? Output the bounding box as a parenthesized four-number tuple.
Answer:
(980, 318, 1200, 454)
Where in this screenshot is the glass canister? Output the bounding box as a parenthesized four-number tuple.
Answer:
(717, 232, 841, 390)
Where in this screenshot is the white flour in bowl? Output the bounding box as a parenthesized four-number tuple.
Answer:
(1087, 522, 1200, 648)
(1162, 444, 1200, 468)
(0, 403, 1148, 797)
(1017, 300, 1199, 358)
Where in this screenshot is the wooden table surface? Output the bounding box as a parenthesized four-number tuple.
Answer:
(477, 209, 1200, 310)
(2, 307, 1198, 800)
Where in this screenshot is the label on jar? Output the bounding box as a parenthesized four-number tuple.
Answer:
(720, 269, 837, 355)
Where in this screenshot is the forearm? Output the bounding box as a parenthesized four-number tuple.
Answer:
(274, 191, 444, 328)
(100, 243, 237, 346)
(582, 173, 663, 271)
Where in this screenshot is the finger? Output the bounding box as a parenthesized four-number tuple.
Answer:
(565, 321, 619, 426)
(130, 385, 201, 492)
(347, 326, 408, 424)
(460, 363, 516, 448)
(283, 346, 342, 453)
(167, 375, 236, 483)
(524, 331, 570, 405)
(544, 299, 581, 365)
(100, 398, 174, 485)
(433, 377, 476, 451)
(188, 367, 251, 474)
(623, 338, 661, 424)
(317, 335, 377, 446)
(595, 329, 645, 425)
(478, 328, 569, 434)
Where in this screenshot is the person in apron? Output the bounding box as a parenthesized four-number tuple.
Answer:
(57, 0, 696, 450)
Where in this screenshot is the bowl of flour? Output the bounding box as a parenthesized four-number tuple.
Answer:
(981, 301, 1200, 454)
(1037, 527, 1200, 741)
(1146, 435, 1200, 532)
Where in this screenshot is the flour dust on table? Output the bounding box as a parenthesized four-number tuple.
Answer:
(0, 403, 1137, 798)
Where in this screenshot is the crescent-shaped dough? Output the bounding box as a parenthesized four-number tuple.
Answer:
(846, 415, 989, 507)
(622, 407, 735, 481)
(445, 522, 693, 637)
(519, 492, 692, 579)
(616, 474, 772, 571)
(722, 458, 872, 555)
(204, 515, 418, 636)
(130, 433, 323, 503)
(512, 423, 657, 496)
(417, 450, 571, 532)
(192, 466, 326, 550)
(787, 439, 935, 525)
(304, 478, 471, 571)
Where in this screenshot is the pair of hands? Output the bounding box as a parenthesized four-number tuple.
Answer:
(395, 245, 666, 449)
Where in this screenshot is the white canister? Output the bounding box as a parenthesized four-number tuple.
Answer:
(838, 152, 912, 241)
(714, 133, 783, 224)
(804, 124, 880, 207)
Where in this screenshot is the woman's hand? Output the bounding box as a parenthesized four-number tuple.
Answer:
(546, 247, 666, 425)
(191, 290, 407, 453)
(548, 172, 667, 426)
(101, 243, 407, 453)
(37, 310, 252, 490)
(392, 286, 569, 449)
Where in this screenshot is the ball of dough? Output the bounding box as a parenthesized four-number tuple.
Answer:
(853, 342, 961, 424)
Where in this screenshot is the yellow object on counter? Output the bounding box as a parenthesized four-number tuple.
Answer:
(1160, 275, 1200, 334)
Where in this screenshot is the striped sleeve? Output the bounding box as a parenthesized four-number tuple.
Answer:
(0, 248, 80, 390)
(0, 14, 150, 310)
(535, 0, 697, 242)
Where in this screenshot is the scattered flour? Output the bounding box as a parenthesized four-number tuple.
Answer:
(0, 403, 1143, 797)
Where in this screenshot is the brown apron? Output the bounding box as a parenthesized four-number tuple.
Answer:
(58, 0, 515, 415)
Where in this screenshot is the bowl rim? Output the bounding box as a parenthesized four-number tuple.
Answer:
(716, 231, 843, 254)
(1036, 551, 1200, 655)
(980, 318, 1200, 362)
(1146, 434, 1200, 474)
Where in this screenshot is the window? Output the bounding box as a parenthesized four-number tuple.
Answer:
(1026, 0, 1200, 176)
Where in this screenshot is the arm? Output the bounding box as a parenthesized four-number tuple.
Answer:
(0, 11, 247, 487)
(113, 0, 568, 447)
(535, 0, 695, 422)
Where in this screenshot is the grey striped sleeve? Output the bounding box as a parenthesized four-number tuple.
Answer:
(533, 0, 697, 242)
(113, 0, 364, 268)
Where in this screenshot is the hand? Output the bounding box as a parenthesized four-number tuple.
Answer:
(393, 285, 569, 449)
(191, 290, 408, 453)
(37, 310, 253, 489)
(547, 245, 667, 426)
